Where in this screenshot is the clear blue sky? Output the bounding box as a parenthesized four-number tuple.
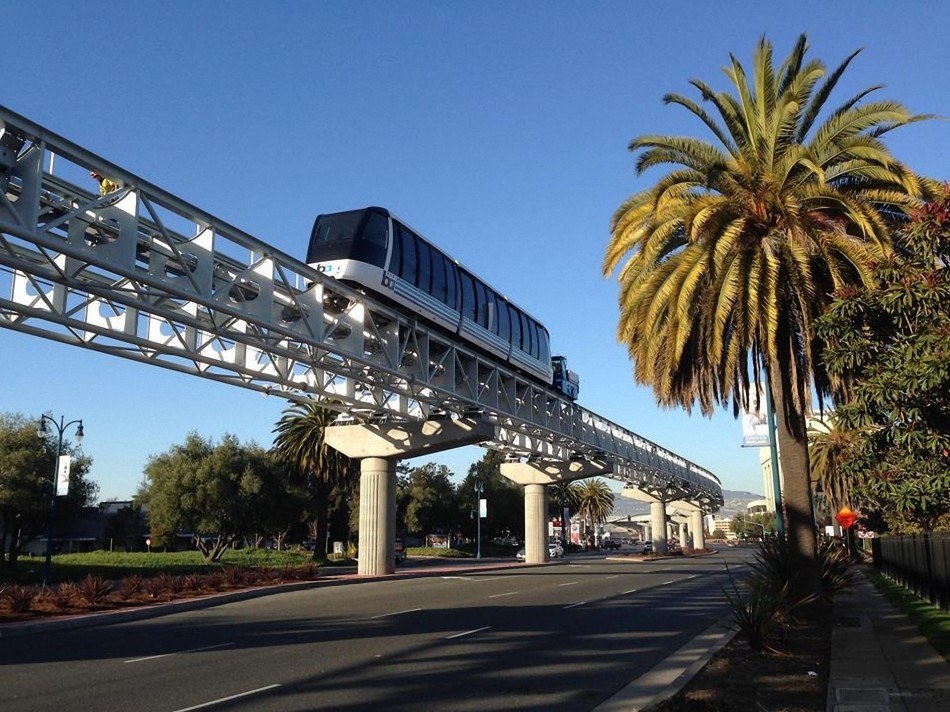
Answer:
(2, 1, 948, 501)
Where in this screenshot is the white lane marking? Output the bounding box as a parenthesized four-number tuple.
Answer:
(623, 589, 638, 595)
(605, 575, 620, 580)
(488, 591, 520, 598)
(558, 581, 580, 587)
(124, 642, 235, 664)
(440, 576, 473, 580)
(564, 601, 586, 609)
(446, 626, 491, 640)
(567, 564, 591, 568)
(370, 607, 422, 619)
(171, 684, 281, 711)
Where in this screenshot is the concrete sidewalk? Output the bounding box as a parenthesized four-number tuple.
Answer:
(828, 567, 950, 712)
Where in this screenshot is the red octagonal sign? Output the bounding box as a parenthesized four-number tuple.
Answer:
(835, 507, 858, 529)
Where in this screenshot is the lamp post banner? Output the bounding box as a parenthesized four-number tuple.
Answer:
(56, 455, 71, 494)
(740, 406, 770, 447)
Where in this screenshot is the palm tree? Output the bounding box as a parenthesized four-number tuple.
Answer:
(575, 479, 614, 546)
(271, 400, 356, 559)
(808, 415, 857, 527)
(550, 481, 582, 543)
(603, 34, 936, 593)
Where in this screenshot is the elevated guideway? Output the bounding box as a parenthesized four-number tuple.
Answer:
(0, 106, 722, 572)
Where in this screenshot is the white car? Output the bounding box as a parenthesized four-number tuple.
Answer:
(515, 542, 564, 560)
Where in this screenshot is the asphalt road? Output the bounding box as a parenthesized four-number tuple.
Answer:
(0, 550, 753, 712)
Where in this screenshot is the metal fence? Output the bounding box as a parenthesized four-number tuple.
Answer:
(871, 532, 950, 612)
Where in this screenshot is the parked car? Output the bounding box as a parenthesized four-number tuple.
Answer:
(601, 539, 621, 550)
(642, 541, 654, 553)
(515, 541, 564, 560)
(394, 537, 406, 564)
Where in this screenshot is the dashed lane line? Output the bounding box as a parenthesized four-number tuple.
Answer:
(171, 684, 281, 711)
(370, 607, 423, 619)
(446, 626, 492, 640)
(124, 642, 235, 664)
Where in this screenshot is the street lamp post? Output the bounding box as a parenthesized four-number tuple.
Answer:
(38, 414, 84, 586)
(474, 481, 484, 559)
(745, 520, 767, 540)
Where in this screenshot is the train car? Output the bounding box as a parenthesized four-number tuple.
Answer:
(306, 206, 579, 400)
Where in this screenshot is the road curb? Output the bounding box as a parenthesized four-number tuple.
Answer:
(592, 618, 739, 711)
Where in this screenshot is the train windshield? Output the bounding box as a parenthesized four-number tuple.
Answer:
(307, 208, 389, 266)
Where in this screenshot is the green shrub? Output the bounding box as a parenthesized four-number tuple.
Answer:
(817, 538, 852, 599)
(722, 573, 791, 651)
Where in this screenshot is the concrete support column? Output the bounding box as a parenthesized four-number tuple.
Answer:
(678, 521, 688, 548)
(324, 418, 494, 577)
(500, 458, 612, 565)
(357, 457, 396, 576)
(524, 483, 549, 564)
(691, 510, 706, 550)
(650, 500, 668, 555)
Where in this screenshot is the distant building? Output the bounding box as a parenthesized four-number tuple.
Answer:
(747, 499, 769, 515)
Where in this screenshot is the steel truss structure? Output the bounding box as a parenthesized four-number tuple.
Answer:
(0, 106, 722, 510)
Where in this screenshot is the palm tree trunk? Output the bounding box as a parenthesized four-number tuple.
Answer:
(772, 384, 820, 598)
(311, 480, 331, 560)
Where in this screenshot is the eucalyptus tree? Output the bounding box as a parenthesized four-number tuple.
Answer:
(271, 400, 357, 558)
(603, 34, 937, 591)
(139, 433, 276, 561)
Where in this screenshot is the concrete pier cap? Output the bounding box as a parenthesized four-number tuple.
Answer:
(324, 416, 495, 576)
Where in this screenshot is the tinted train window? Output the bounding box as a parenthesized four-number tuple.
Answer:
(538, 327, 551, 362)
(431, 251, 447, 305)
(398, 225, 417, 284)
(460, 271, 476, 321)
(307, 209, 364, 263)
(486, 290, 499, 335)
(416, 237, 431, 292)
(495, 298, 510, 341)
(474, 281, 489, 329)
(354, 211, 388, 266)
(446, 261, 459, 311)
(509, 306, 522, 350)
(390, 221, 402, 274)
(520, 313, 533, 355)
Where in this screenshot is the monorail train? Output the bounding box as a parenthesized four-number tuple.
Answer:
(306, 206, 580, 401)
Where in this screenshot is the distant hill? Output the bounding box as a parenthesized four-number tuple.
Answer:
(608, 489, 764, 519)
